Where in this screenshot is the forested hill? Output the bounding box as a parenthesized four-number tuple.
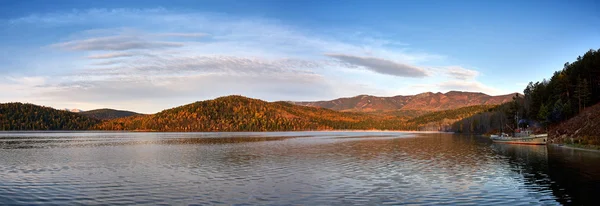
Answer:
(1, 96, 508, 132)
(408, 105, 497, 131)
(80, 109, 142, 120)
(0, 103, 100, 130)
(93, 95, 506, 132)
(522, 49, 600, 126)
(93, 95, 390, 131)
(450, 48, 600, 138)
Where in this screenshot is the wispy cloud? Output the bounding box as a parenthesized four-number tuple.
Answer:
(80, 54, 321, 77)
(325, 54, 428, 77)
(446, 66, 479, 80)
(52, 35, 183, 51)
(87, 52, 135, 59)
(158, 32, 209, 38)
(0, 8, 505, 113)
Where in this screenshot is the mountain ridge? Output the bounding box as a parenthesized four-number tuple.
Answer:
(293, 91, 517, 112)
(80, 109, 143, 120)
(2, 95, 508, 132)
(92, 95, 506, 132)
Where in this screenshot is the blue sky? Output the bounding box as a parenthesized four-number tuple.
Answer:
(1, 0, 599, 113)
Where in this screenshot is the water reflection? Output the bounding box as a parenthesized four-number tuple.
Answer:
(0, 132, 598, 205)
(547, 145, 600, 205)
(491, 142, 600, 205)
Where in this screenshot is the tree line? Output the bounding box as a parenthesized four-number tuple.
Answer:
(452, 48, 600, 134)
(523, 49, 599, 126)
(0, 103, 100, 130)
(93, 96, 494, 132)
(1, 96, 513, 132)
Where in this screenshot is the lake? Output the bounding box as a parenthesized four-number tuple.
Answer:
(1, 131, 599, 205)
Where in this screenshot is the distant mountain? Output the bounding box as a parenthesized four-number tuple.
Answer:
(64, 108, 84, 113)
(80, 109, 142, 120)
(293, 91, 517, 112)
(0, 103, 100, 130)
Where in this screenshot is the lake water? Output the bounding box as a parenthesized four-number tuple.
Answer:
(1, 132, 599, 205)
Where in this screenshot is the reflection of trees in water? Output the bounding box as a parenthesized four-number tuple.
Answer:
(493, 143, 600, 205)
(491, 144, 552, 191)
(547, 146, 600, 205)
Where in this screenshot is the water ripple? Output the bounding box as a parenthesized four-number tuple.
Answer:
(0, 132, 598, 205)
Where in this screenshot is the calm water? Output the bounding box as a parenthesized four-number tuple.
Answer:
(1, 132, 599, 205)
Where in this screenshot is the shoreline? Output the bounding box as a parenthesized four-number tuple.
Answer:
(0, 130, 452, 133)
(549, 143, 600, 153)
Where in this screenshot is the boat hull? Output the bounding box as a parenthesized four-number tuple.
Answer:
(491, 136, 547, 145)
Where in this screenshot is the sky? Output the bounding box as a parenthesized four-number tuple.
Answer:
(0, 0, 599, 113)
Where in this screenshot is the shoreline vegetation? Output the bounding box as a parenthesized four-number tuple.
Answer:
(0, 129, 452, 133)
(452, 49, 600, 147)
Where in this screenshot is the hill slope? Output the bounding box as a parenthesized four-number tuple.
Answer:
(81, 109, 142, 120)
(94, 95, 502, 132)
(0, 103, 100, 130)
(408, 105, 498, 131)
(293, 91, 516, 112)
(94, 95, 411, 131)
(550, 103, 600, 145)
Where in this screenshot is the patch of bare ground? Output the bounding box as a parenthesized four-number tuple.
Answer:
(550, 103, 600, 145)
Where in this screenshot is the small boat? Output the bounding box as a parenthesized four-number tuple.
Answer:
(491, 130, 547, 145)
(491, 113, 548, 145)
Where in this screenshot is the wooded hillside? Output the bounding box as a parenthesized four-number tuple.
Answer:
(523, 49, 600, 126)
(450, 48, 600, 137)
(92, 95, 498, 132)
(0, 103, 100, 130)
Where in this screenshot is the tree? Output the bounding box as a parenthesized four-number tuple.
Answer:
(538, 103, 549, 127)
(582, 79, 591, 109)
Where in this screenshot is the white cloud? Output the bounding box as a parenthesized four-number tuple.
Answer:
(1, 8, 510, 113)
(6, 76, 46, 86)
(446, 66, 479, 80)
(0, 76, 49, 101)
(325, 54, 428, 77)
(35, 73, 334, 113)
(79, 54, 322, 77)
(87, 52, 136, 59)
(52, 35, 183, 51)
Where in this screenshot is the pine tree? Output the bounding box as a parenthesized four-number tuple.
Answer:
(582, 79, 591, 109)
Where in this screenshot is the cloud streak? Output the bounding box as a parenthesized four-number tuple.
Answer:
(325, 54, 428, 77)
(52, 36, 183, 51)
(0, 8, 506, 113)
(79, 54, 322, 77)
(446, 66, 479, 80)
(87, 52, 136, 59)
(158, 32, 209, 38)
